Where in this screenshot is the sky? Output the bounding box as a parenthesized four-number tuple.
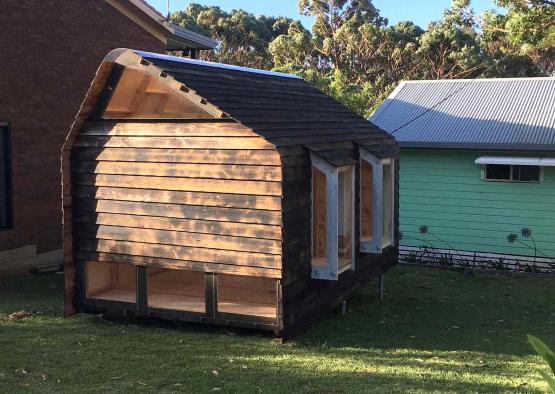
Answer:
(148, 0, 505, 29)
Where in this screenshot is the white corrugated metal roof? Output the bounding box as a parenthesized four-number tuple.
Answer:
(370, 78, 555, 150)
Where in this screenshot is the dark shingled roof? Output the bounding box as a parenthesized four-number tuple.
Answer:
(136, 51, 397, 165)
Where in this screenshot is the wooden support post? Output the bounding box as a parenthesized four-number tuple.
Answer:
(137, 266, 148, 312)
(205, 273, 217, 318)
(378, 273, 385, 300)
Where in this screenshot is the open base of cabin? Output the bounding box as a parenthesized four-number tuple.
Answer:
(147, 268, 205, 313)
(82, 261, 278, 330)
(86, 261, 136, 303)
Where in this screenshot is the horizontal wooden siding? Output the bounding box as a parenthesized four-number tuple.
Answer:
(71, 121, 282, 278)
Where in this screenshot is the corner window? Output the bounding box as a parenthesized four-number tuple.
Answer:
(484, 164, 541, 183)
(311, 153, 355, 280)
(359, 148, 394, 253)
(0, 124, 11, 230)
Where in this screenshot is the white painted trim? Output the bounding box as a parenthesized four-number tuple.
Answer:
(310, 153, 338, 280)
(338, 165, 356, 272)
(475, 156, 555, 166)
(359, 148, 383, 254)
(381, 158, 395, 249)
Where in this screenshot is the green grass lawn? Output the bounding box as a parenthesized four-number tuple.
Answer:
(1, 265, 554, 393)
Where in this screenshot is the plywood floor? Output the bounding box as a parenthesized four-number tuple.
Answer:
(218, 299, 276, 318)
(90, 288, 136, 303)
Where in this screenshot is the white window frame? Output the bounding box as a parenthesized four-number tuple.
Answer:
(359, 147, 395, 254)
(310, 153, 355, 281)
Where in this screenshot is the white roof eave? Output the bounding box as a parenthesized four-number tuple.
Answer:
(475, 156, 555, 166)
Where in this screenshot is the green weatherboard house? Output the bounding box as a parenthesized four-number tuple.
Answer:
(371, 77, 555, 271)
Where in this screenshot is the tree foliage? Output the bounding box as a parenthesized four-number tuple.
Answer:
(171, 0, 555, 116)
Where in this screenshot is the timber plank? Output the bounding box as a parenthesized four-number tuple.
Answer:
(74, 136, 275, 150)
(73, 199, 282, 225)
(76, 224, 281, 254)
(71, 147, 281, 165)
(72, 161, 282, 181)
(72, 186, 282, 211)
(81, 121, 257, 137)
(75, 239, 282, 268)
(75, 253, 282, 278)
(74, 212, 282, 240)
(72, 174, 282, 196)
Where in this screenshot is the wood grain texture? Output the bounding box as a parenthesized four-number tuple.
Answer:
(73, 174, 282, 196)
(77, 254, 281, 278)
(73, 199, 282, 225)
(81, 121, 258, 137)
(75, 224, 281, 254)
(74, 135, 274, 150)
(75, 239, 281, 268)
(73, 161, 282, 181)
(70, 120, 283, 283)
(72, 186, 282, 211)
(71, 147, 281, 165)
(74, 212, 282, 240)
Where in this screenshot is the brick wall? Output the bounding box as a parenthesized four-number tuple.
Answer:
(0, 1, 165, 258)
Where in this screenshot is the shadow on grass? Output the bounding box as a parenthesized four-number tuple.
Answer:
(0, 265, 553, 393)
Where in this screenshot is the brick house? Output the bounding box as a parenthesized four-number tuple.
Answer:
(0, 0, 216, 274)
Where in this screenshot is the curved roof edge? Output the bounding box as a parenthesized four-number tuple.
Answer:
(135, 50, 302, 80)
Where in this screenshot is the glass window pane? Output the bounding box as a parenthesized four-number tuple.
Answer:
(147, 268, 205, 313)
(103, 67, 213, 119)
(360, 159, 373, 242)
(486, 165, 511, 180)
(514, 165, 540, 182)
(312, 166, 327, 265)
(86, 261, 136, 303)
(338, 167, 353, 269)
(382, 161, 394, 248)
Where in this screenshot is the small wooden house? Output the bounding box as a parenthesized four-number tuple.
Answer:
(62, 49, 399, 338)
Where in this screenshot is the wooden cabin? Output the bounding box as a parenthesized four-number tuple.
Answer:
(61, 49, 399, 338)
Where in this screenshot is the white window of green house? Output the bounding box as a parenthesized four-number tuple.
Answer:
(475, 156, 549, 183)
(483, 164, 542, 182)
(311, 153, 355, 280)
(359, 148, 395, 253)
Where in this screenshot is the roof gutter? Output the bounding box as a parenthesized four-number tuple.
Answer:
(106, 0, 218, 50)
(398, 141, 555, 151)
